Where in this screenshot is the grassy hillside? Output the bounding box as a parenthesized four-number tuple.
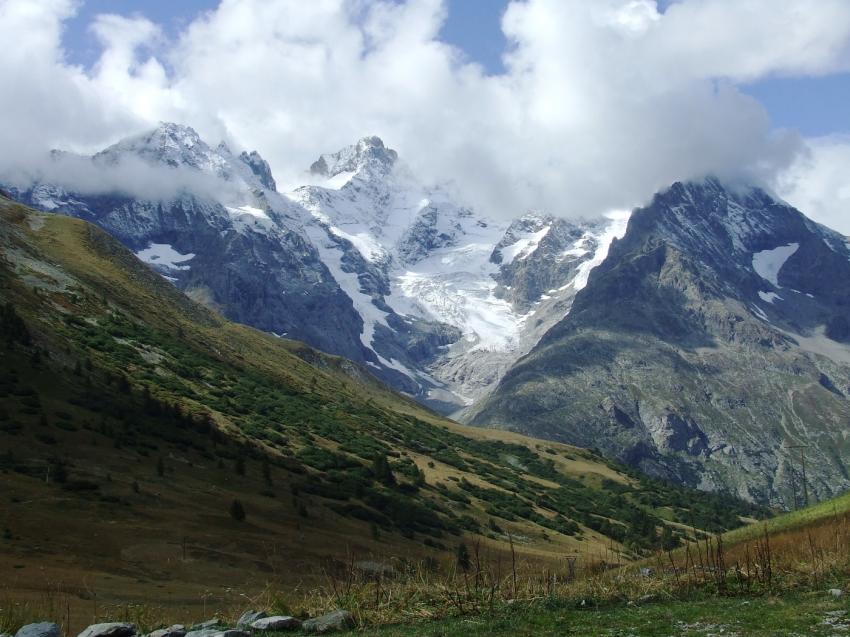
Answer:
(0, 197, 766, 630)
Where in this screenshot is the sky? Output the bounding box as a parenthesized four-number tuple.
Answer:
(2, 0, 850, 231)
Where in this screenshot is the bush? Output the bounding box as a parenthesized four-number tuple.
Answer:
(229, 498, 246, 521)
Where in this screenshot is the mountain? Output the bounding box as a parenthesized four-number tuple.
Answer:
(470, 178, 850, 506)
(7, 123, 368, 363)
(10, 125, 848, 508)
(5, 124, 626, 412)
(0, 197, 764, 614)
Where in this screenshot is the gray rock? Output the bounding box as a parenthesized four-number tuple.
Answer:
(236, 611, 266, 629)
(213, 631, 248, 637)
(188, 622, 219, 632)
(250, 617, 300, 632)
(146, 626, 185, 637)
(829, 588, 844, 598)
(76, 624, 136, 637)
(184, 630, 220, 637)
(302, 610, 355, 634)
(15, 623, 61, 637)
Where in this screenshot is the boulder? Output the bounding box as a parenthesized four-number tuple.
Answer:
(15, 623, 61, 637)
(829, 588, 844, 598)
(147, 626, 185, 637)
(250, 617, 300, 632)
(184, 630, 219, 637)
(187, 623, 219, 632)
(214, 632, 248, 637)
(235, 611, 266, 629)
(77, 624, 136, 637)
(302, 610, 355, 634)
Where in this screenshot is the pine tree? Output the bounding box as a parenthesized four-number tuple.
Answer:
(229, 499, 246, 522)
(371, 454, 396, 487)
(456, 542, 471, 572)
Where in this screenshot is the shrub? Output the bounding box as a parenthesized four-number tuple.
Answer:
(229, 498, 246, 522)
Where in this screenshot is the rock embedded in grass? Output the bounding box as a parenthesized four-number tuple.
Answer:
(77, 624, 137, 637)
(146, 626, 185, 637)
(250, 617, 301, 631)
(184, 630, 220, 637)
(302, 610, 354, 634)
(236, 611, 267, 629)
(829, 588, 845, 598)
(15, 622, 62, 637)
(187, 622, 219, 632)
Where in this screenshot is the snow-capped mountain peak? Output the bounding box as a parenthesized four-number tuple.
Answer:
(309, 136, 398, 181)
(94, 122, 219, 170)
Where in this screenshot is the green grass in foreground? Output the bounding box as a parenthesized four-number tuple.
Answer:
(326, 593, 849, 637)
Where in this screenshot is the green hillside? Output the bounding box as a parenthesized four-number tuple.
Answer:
(0, 197, 766, 627)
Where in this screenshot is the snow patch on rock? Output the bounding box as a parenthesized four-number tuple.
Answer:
(752, 243, 799, 287)
(135, 243, 195, 270)
(571, 210, 630, 291)
(758, 291, 783, 304)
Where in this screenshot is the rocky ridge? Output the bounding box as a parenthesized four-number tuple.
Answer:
(470, 178, 850, 505)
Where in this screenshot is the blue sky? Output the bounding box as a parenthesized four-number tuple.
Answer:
(60, 0, 849, 138)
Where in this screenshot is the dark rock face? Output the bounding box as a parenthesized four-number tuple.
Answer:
(8, 186, 368, 364)
(492, 215, 600, 310)
(396, 204, 469, 265)
(239, 151, 277, 191)
(472, 179, 850, 506)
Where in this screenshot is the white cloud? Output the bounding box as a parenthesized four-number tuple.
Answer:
(778, 136, 850, 235)
(0, 0, 849, 227)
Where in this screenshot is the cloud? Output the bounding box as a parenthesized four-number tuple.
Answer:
(778, 135, 850, 235)
(2, 151, 245, 204)
(0, 0, 849, 225)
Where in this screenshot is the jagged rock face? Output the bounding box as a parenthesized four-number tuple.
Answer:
(471, 179, 850, 506)
(492, 214, 602, 310)
(239, 150, 277, 191)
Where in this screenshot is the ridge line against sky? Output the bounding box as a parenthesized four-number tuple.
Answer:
(1, 0, 849, 231)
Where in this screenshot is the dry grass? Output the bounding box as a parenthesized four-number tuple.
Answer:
(4, 502, 850, 634)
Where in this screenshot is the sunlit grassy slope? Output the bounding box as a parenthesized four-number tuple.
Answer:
(0, 197, 766, 623)
(723, 490, 850, 545)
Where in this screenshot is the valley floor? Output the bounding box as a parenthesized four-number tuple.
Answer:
(333, 593, 850, 637)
